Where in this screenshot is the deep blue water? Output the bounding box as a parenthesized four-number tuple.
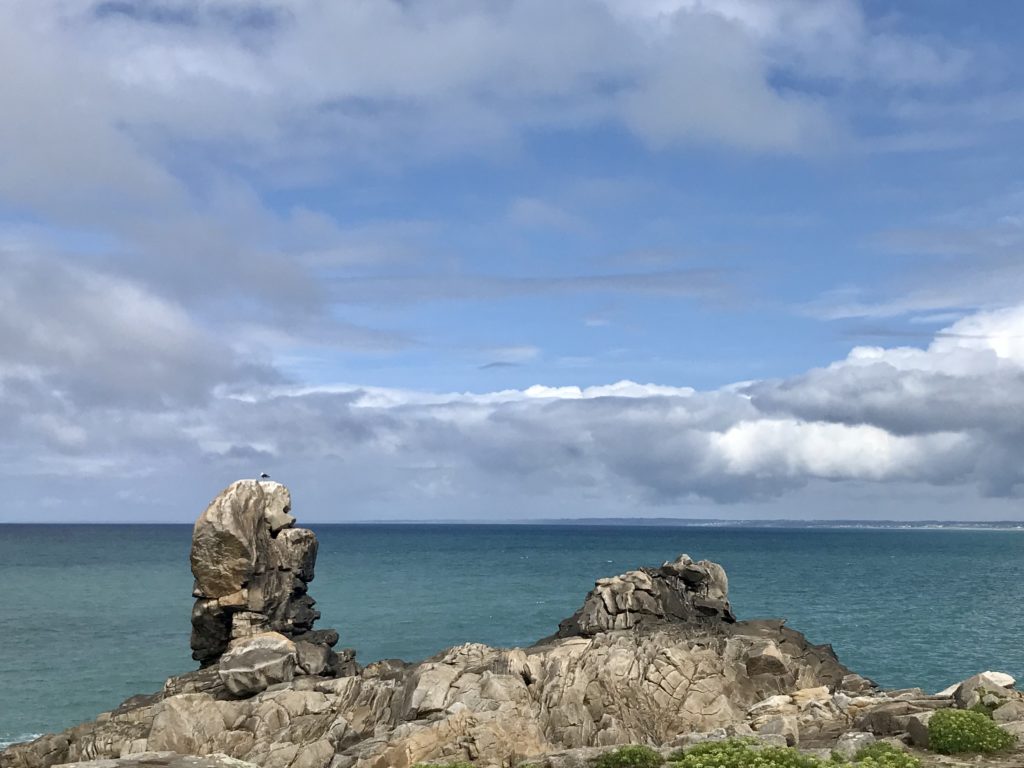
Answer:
(1, 524, 1022, 747)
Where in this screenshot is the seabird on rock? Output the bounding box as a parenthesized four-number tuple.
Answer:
(259, 472, 270, 479)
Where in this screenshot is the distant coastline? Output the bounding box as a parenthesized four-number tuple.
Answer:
(3, 518, 1024, 529)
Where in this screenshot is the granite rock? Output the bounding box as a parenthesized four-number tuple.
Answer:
(9, 480, 1003, 768)
(553, 554, 734, 638)
(2, 553, 851, 768)
(188, 480, 337, 665)
(218, 632, 299, 697)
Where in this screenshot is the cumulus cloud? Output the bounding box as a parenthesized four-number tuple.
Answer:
(0, 0, 979, 369)
(0, 0, 964, 206)
(0, 1, 1017, 522)
(5, 301, 1024, 520)
(0, 251, 277, 410)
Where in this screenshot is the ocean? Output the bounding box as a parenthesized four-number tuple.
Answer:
(1, 523, 1021, 748)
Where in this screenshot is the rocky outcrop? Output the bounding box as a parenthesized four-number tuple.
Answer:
(6, 480, 1024, 768)
(1, 521, 853, 768)
(55, 756, 255, 768)
(189, 480, 338, 666)
(5, 625, 847, 768)
(553, 554, 733, 638)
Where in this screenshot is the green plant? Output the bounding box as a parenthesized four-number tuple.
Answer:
(969, 700, 998, 719)
(668, 739, 818, 768)
(593, 745, 664, 768)
(927, 708, 1016, 754)
(667, 737, 922, 768)
(851, 742, 920, 768)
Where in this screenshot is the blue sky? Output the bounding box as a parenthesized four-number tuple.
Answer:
(3, 0, 1024, 521)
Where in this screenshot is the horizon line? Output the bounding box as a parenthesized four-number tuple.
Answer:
(3, 518, 1024, 527)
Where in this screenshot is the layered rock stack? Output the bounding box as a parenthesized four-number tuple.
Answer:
(555, 553, 734, 638)
(189, 479, 343, 680)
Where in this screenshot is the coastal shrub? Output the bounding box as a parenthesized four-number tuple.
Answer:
(593, 745, 664, 768)
(668, 739, 819, 768)
(667, 737, 756, 763)
(667, 738, 920, 768)
(850, 742, 920, 768)
(927, 708, 1016, 754)
(969, 701, 998, 718)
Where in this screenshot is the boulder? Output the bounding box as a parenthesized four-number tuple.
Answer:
(840, 674, 877, 694)
(905, 711, 933, 748)
(48, 756, 256, 768)
(296, 641, 334, 677)
(745, 642, 787, 676)
(748, 694, 795, 717)
(993, 700, 1024, 723)
(190, 481, 270, 599)
(218, 632, 298, 697)
(832, 732, 875, 760)
(792, 687, 830, 708)
(951, 671, 1016, 709)
(188, 480, 339, 665)
(147, 694, 226, 753)
(855, 701, 917, 736)
(554, 554, 734, 638)
(756, 714, 799, 746)
(935, 670, 1013, 697)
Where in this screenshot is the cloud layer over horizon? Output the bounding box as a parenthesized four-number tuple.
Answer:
(4, 254, 1024, 520)
(2, 1, 1024, 521)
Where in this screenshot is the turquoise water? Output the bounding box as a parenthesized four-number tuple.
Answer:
(1, 524, 1022, 747)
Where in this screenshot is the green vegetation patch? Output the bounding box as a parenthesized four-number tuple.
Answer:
(593, 745, 664, 768)
(850, 742, 921, 768)
(664, 738, 920, 768)
(670, 740, 820, 768)
(969, 701, 999, 719)
(927, 708, 1016, 754)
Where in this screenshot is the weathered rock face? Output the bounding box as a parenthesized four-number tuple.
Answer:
(1, 620, 855, 768)
(218, 632, 298, 697)
(2, 532, 860, 768)
(189, 480, 334, 666)
(554, 554, 734, 638)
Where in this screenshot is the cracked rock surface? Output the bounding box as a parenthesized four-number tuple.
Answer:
(188, 480, 339, 667)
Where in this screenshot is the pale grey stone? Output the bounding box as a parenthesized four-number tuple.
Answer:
(217, 633, 297, 698)
(832, 732, 876, 760)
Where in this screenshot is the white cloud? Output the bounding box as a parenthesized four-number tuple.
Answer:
(0, 0, 966, 219)
(0, 250, 275, 409)
(0, 1, 1015, 521)
(6, 299, 1024, 519)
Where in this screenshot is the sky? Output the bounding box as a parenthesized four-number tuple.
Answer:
(3, 0, 1024, 522)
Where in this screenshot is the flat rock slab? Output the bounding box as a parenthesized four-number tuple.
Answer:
(57, 753, 256, 768)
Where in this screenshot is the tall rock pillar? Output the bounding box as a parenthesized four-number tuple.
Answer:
(189, 479, 338, 666)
